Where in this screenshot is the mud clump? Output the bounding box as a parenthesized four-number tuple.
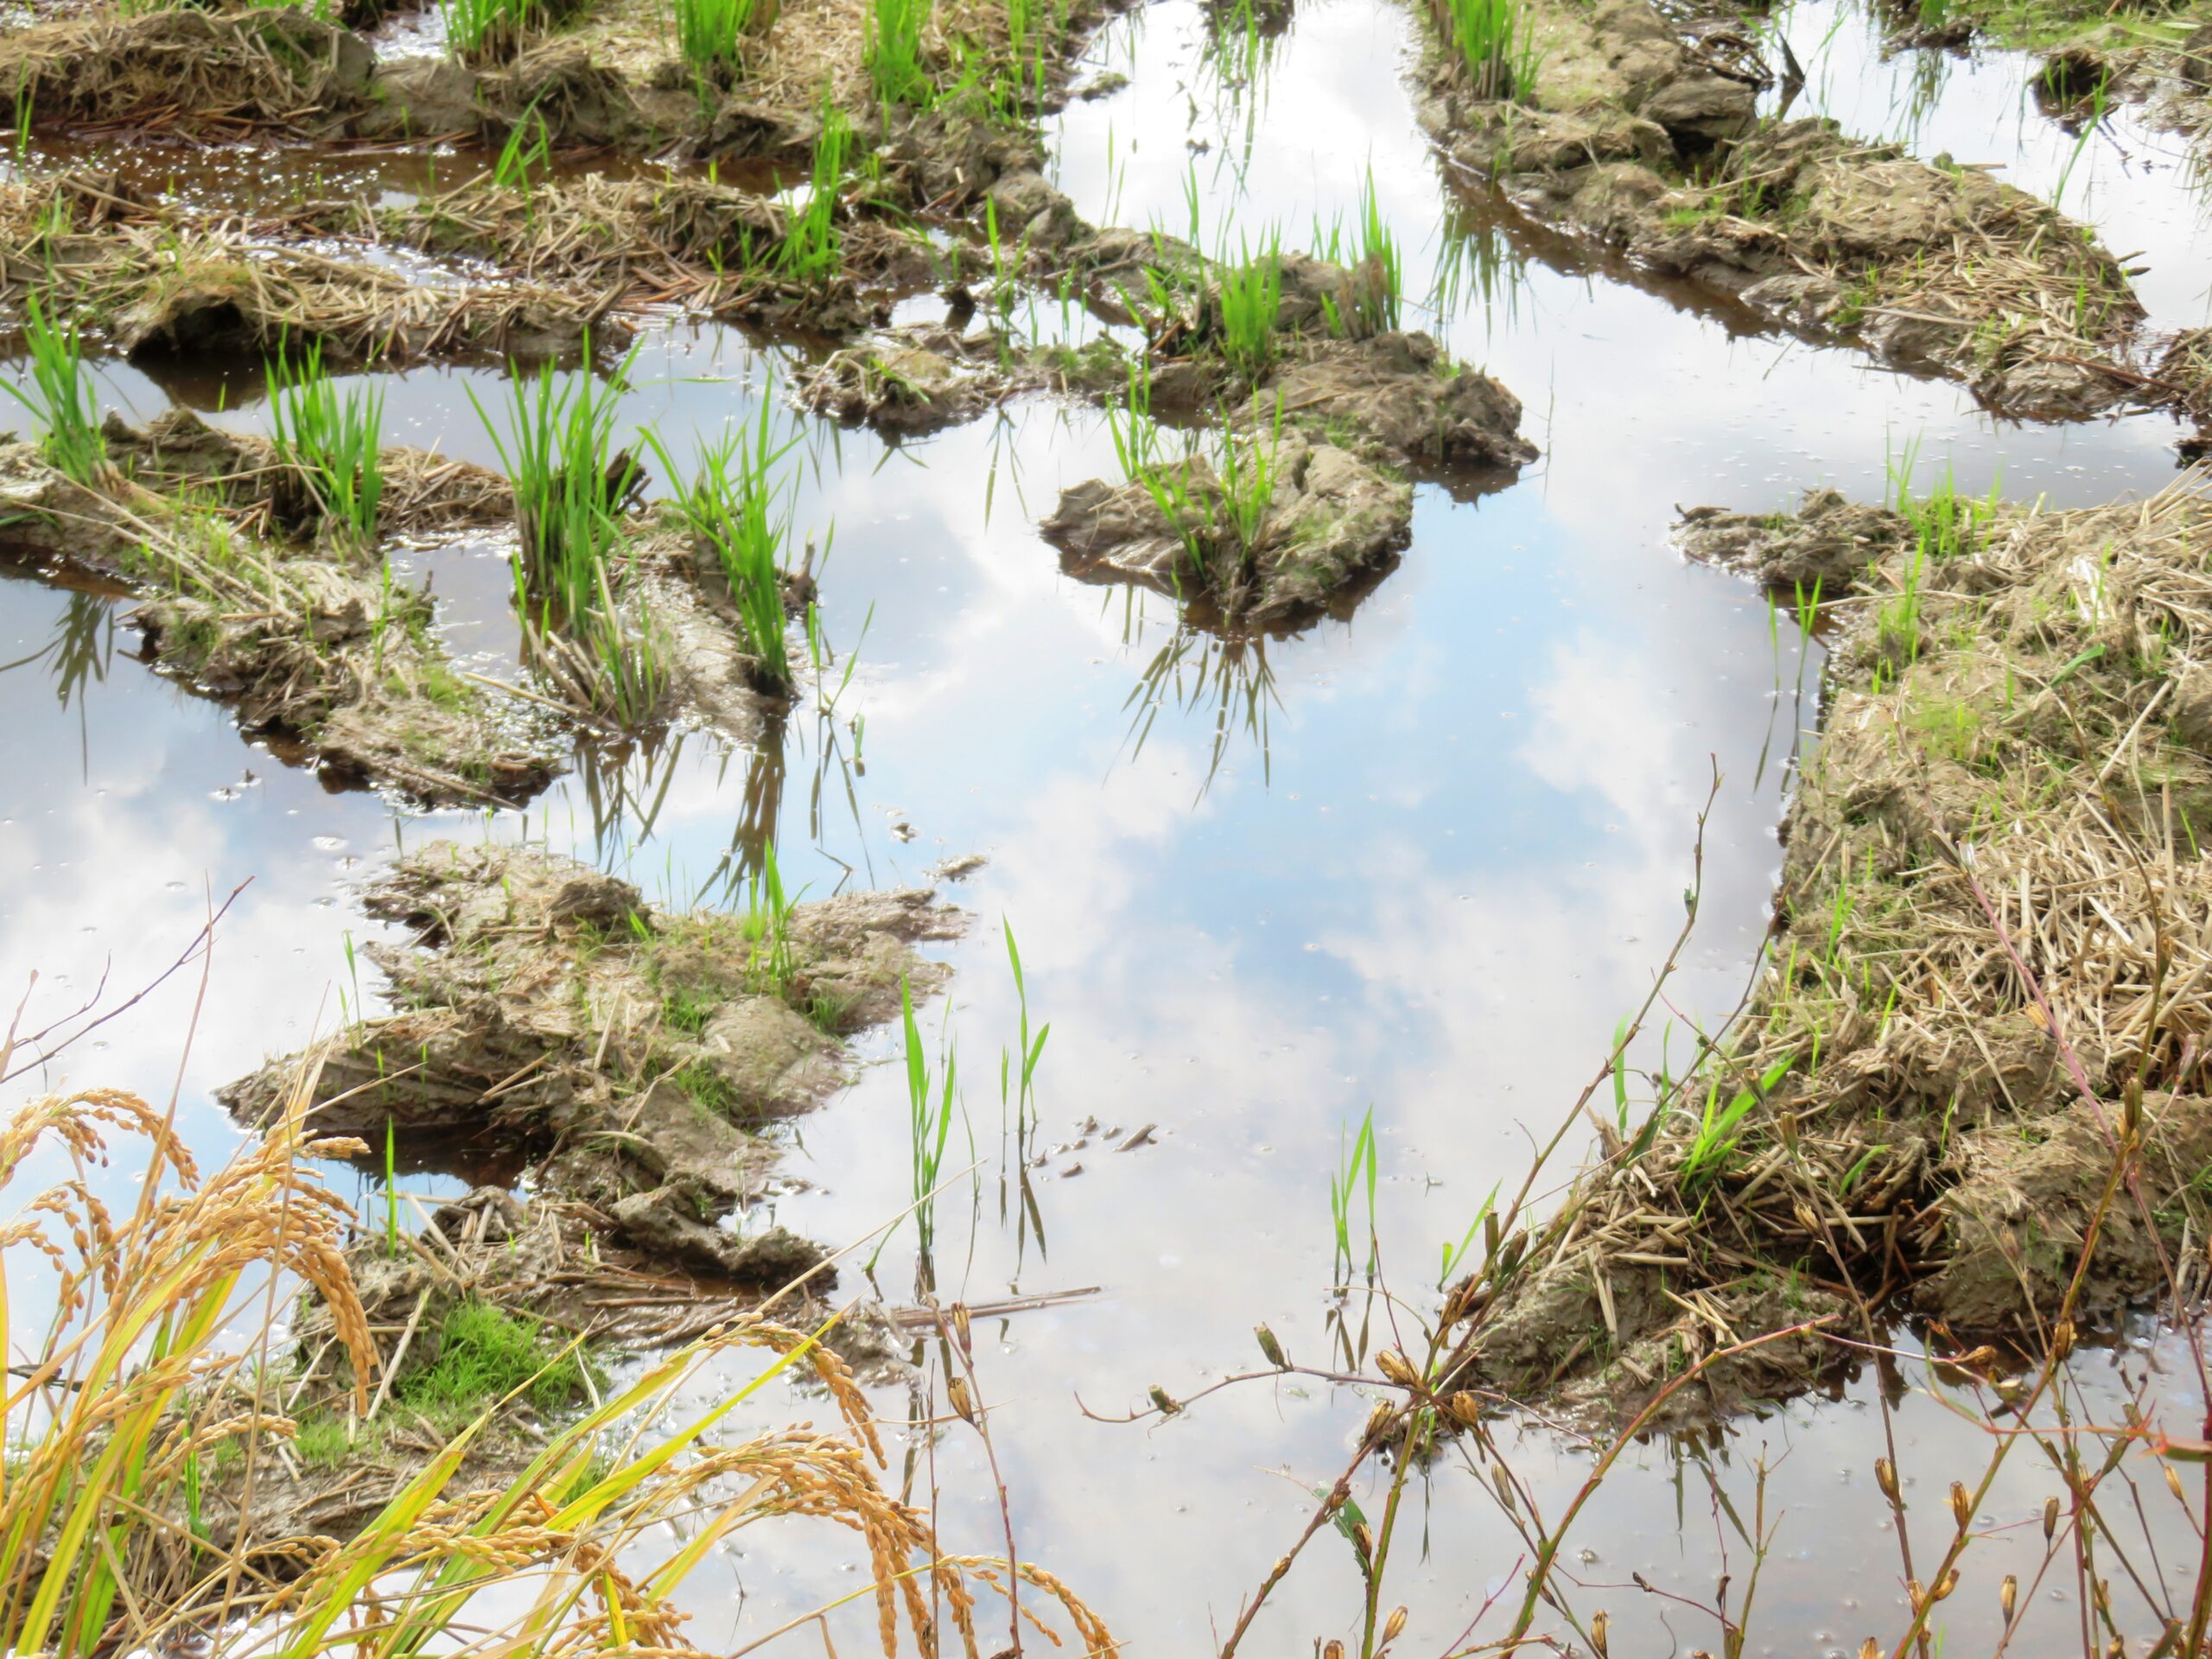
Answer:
(1677, 486, 1907, 590)
(364, 171, 891, 335)
(1416, 0, 1759, 164)
(1252, 333, 1536, 472)
(111, 406, 515, 537)
(1040, 429, 1414, 628)
(794, 326, 1035, 432)
(1439, 476, 2212, 1424)
(1030, 321, 1533, 625)
(219, 841, 962, 1278)
(1517, 119, 2145, 420)
(0, 424, 557, 804)
(1930, 1093, 2212, 1331)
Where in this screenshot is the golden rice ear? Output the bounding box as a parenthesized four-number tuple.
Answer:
(3, 1051, 1113, 1659)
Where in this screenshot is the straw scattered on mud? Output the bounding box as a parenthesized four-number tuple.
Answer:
(1439, 469, 2212, 1422)
(1887, 0, 2212, 151)
(0, 170, 624, 364)
(1410, 0, 2198, 432)
(0, 410, 561, 803)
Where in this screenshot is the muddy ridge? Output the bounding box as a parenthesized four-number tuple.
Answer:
(0, 411, 559, 803)
(1409, 0, 2205, 435)
(190, 842, 952, 1554)
(1885, 0, 2212, 154)
(0, 169, 626, 365)
(1438, 474, 2212, 1423)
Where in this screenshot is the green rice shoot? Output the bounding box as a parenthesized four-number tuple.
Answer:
(468, 352, 639, 622)
(865, 0, 934, 105)
(674, 0, 760, 79)
(442, 0, 551, 60)
(645, 398, 801, 693)
(1440, 0, 1538, 99)
(3, 294, 104, 485)
(1215, 229, 1283, 372)
(266, 340, 385, 542)
(781, 101, 854, 287)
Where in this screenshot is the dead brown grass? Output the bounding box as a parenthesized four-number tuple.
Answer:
(0, 171, 622, 365)
(1433, 470, 2212, 1420)
(0, 6, 374, 130)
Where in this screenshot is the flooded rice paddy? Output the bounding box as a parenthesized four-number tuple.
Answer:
(4, 0, 2212, 1649)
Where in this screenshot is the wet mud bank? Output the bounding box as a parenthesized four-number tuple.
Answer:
(200, 841, 956, 1535)
(0, 0, 1127, 168)
(0, 168, 627, 365)
(0, 410, 560, 802)
(1408, 0, 2211, 435)
(1440, 472, 2212, 1423)
(1040, 427, 1420, 627)
(1880, 0, 2212, 151)
(222, 840, 961, 1287)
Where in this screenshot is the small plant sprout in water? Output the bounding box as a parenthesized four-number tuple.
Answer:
(815, 596, 872, 713)
(1329, 1104, 1379, 1285)
(3, 294, 104, 485)
(999, 919, 1049, 1137)
(266, 340, 385, 542)
(383, 1116, 399, 1257)
(996, 920, 1051, 1262)
(870, 973, 967, 1276)
(2050, 66, 2111, 211)
(1437, 1180, 1499, 1288)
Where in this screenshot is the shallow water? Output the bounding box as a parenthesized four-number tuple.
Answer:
(3, 0, 2210, 1650)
